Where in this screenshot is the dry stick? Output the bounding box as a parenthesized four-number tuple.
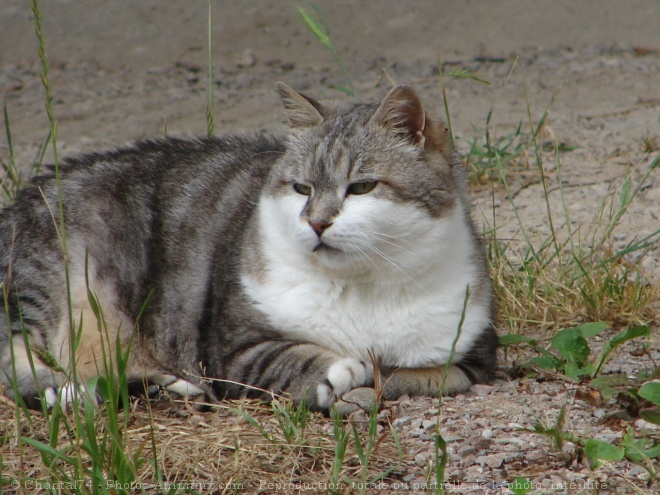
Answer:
(580, 99, 660, 120)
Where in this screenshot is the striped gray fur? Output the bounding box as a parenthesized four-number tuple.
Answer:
(0, 84, 497, 411)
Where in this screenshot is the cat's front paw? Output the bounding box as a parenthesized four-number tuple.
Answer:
(43, 382, 101, 410)
(316, 358, 372, 409)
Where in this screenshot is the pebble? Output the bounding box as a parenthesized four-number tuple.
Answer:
(471, 435, 492, 450)
(471, 384, 494, 396)
(494, 437, 526, 447)
(593, 408, 607, 419)
(485, 453, 506, 469)
(409, 431, 432, 441)
(392, 416, 414, 428)
(457, 445, 476, 457)
(626, 465, 647, 477)
(334, 387, 377, 416)
(475, 418, 491, 428)
(635, 418, 660, 431)
(465, 465, 484, 480)
(235, 49, 256, 68)
(481, 428, 493, 439)
(422, 419, 436, 430)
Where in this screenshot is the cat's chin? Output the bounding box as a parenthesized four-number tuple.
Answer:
(308, 241, 359, 272)
(312, 240, 340, 253)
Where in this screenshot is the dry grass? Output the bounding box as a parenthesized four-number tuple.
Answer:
(1, 397, 406, 493)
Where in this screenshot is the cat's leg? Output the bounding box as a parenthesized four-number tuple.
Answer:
(334, 363, 477, 416)
(0, 265, 138, 409)
(0, 334, 62, 409)
(217, 340, 373, 411)
(0, 278, 67, 408)
(380, 365, 474, 399)
(381, 324, 499, 399)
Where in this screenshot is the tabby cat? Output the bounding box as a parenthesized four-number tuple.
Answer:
(0, 83, 497, 411)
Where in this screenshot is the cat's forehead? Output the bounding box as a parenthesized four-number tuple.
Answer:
(289, 102, 383, 154)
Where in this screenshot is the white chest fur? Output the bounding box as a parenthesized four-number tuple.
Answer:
(241, 196, 491, 368)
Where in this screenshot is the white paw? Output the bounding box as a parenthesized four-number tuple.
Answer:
(44, 382, 90, 410)
(149, 374, 205, 398)
(165, 379, 205, 398)
(316, 358, 371, 409)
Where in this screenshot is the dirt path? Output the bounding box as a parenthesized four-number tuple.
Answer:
(1, 1, 659, 493)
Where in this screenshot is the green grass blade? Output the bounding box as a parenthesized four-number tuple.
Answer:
(447, 68, 491, 85)
(296, 5, 355, 96)
(205, 0, 215, 137)
(592, 325, 650, 377)
(230, 408, 274, 443)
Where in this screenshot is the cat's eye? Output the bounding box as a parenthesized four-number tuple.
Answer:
(293, 183, 313, 196)
(347, 181, 378, 195)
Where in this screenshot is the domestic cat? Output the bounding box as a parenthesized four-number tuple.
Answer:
(0, 83, 498, 412)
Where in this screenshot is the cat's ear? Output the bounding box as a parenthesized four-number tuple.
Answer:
(370, 84, 426, 147)
(276, 82, 325, 128)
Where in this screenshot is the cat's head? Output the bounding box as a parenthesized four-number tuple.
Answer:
(259, 82, 466, 277)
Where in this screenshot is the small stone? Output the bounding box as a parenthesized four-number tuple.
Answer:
(236, 49, 256, 68)
(471, 435, 492, 450)
(635, 418, 660, 430)
(465, 465, 483, 480)
(334, 387, 377, 416)
(471, 384, 493, 396)
(422, 419, 437, 430)
(494, 437, 526, 447)
(415, 452, 429, 466)
(392, 416, 414, 428)
(627, 465, 647, 477)
(564, 471, 582, 483)
(485, 453, 506, 469)
(526, 450, 546, 462)
(550, 476, 566, 489)
(378, 409, 392, 420)
(475, 418, 491, 428)
(457, 445, 476, 457)
(189, 414, 206, 428)
(481, 428, 493, 439)
(348, 409, 368, 423)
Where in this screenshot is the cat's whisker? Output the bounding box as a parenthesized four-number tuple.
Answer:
(362, 231, 417, 255)
(349, 243, 384, 275)
(362, 244, 426, 292)
(363, 229, 417, 248)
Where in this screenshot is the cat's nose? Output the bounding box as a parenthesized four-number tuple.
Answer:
(309, 220, 333, 237)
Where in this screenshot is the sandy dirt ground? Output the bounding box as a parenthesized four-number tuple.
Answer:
(1, 1, 659, 493)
